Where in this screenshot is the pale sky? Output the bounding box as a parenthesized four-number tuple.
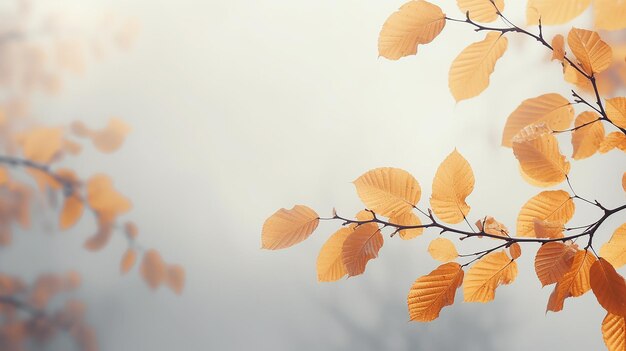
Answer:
(2, 0, 625, 350)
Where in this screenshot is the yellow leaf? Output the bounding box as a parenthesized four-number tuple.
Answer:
(407, 262, 464, 322)
(261, 205, 319, 250)
(378, 0, 446, 60)
(527, 0, 591, 25)
(316, 227, 351, 282)
(571, 111, 604, 160)
(501, 93, 574, 147)
(389, 211, 424, 240)
(430, 150, 475, 224)
(606, 97, 626, 130)
(509, 243, 522, 260)
(602, 312, 626, 351)
(475, 216, 509, 238)
(594, 0, 626, 30)
(516, 190, 575, 237)
(600, 224, 626, 269)
(463, 251, 517, 302)
(428, 238, 459, 262)
(535, 242, 577, 286)
(59, 195, 83, 230)
(568, 28, 612, 75)
(456, 0, 504, 22)
(120, 248, 137, 274)
(547, 249, 596, 312)
(353, 167, 421, 217)
(512, 124, 570, 186)
(448, 32, 508, 101)
(551, 34, 565, 61)
(599, 132, 626, 153)
(533, 219, 564, 238)
(590, 258, 626, 317)
(342, 222, 383, 276)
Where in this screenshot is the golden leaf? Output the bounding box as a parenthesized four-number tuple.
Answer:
(463, 251, 517, 302)
(602, 313, 626, 351)
(86, 174, 132, 217)
(606, 97, 626, 130)
(389, 211, 423, 240)
(590, 258, 626, 317)
(316, 227, 351, 282)
(261, 205, 319, 250)
(600, 224, 626, 269)
(599, 132, 626, 153)
(166, 264, 185, 295)
(509, 243, 522, 260)
(430, 150, 475, 224)
(594, 0, 626, 30)
(353, 167, 421, 217)
(512, 124, 570, 186)
(527, 0, 591, 25)
(59, 196, 83, 230)
(18, 127, 64, 164)
(571, 111, 604, 160)
(533, 219, 564, 238)
(501, 93, 574, 147)
(342, 222, 383, 276)
(475, 216, 509, 238)
(547, 250, 596, 312)
(516, 190, 575, 237)
(378, 0, 446, 60)
(535, 242, 576, 287)
(551, 34, 565, 61)
(448, 32, 508, 101)
(456, 0, 504, 22)
(568, 28, 612, 75)
(407, 262, 464, 322)
(141, 249, 166, 290)
(120, 249, 137, 274)
(428, 238, 459, 262)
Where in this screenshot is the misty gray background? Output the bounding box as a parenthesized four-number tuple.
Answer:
(1, 0, 625, 350)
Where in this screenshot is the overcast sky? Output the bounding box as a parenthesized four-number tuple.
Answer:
(2, 0, 625, 350)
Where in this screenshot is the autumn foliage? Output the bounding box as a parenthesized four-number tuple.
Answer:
(263, 1, 626, 349)
(0, 3, 183, 351)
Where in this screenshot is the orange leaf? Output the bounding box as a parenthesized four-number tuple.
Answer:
(509, 243, 522, 260)
(448, 32, 508, 101)
(535, 242, 576, 287)
(463, 251, 517, 302)
(568, 28, 612, 75)
(86, 174, 131, 217)
(407, 262, 463, 322)
(599, 132, 626, 153)
(590, 258, 626, 317)
(512, 124, 570, 186)
(261, 205, 319, 250)
(342, 222, 383, 276)
(378, 0, 446, 60)
(602, 312, 626, 351)
(316, 227, 351, 282)
(353, 167, 421, 217)
(571, 111, 604, 160)
(18, 127, 64, 163)
(389, 211, 423, 240)
(166, 264, 185, 295)
(606, 97, 626, 130)
(533, 219, 564, 239)
(547, 250, 596, 312)
(516, 190, 575, 237)
(91, 118, 131, 153)
(527, 0, 591, 25)
(551, 35, 565, 61)
(456, 0, 504, 23)
(141, 249, 166, 289)
(84, 213, 115, 251)
(120, 249, 137, 274)
(59, 195, 83, 230)
(430, 150, 475, 224)
(501, 93, 573, 147)
(428, 238, 458, 262)
(600, 224, 626, 269)
(594, 0, 626, 30)
(475, 216, 509, 238)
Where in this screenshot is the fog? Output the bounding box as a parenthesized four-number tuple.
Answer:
(1, 0, 624, 350)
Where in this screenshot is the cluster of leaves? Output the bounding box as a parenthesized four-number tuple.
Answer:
(0, 2, 182, 350)
(263, 0, 626, 349)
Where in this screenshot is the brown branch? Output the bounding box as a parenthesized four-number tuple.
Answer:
(0, 155, 77, 196)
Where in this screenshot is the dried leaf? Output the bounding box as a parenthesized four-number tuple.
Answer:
(448, 32, 508, 101)
(600, 224, 626, 269)
(516, 190, 575, 237)
(551, 34, 565, 61)
(261, 205, 319, 250)
(317, 228, 351, 282)
(571, 111, 604, 160)
(342, 223, 383, 276)
(606, 97, 626, 130)
(535, 242, 576, 286)
(512, 124, 570, 186)
(407, 262, 463, 322)
(428, 238, 459, 262)
(568, 28, 612, 75)
(590, 258, 626, 317)
(353, 167, 421, 217)
(378, 0, 446, 60)
(430, 150, 474, 224)
(475, 216, 509, 238)
(509, 243, 522, 260)
(463, 251, 517, 302)
(547, 250, 596, 312)
(389, 211, 423, 240)
(602, 312, 626, 351)
(533, 219, 564, 238)
(599, 132, 626, 153)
